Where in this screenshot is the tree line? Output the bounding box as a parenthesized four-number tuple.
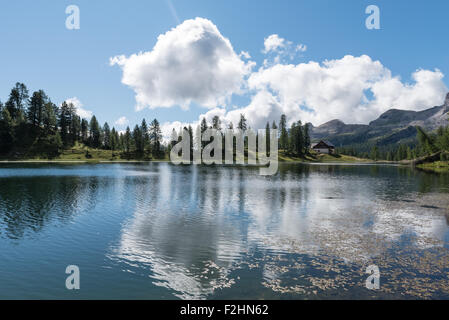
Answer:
(7, 82, 445, 163)
(415, 125, 449, 161)
(168, 113, 312, 158)
(0, 83, 164, 159)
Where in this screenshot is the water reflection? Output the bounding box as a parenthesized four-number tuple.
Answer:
(0, 175, 102, 239)
(112, 166, 246, 299)
(109, 163, 449, 299)
(0, 163, 448, 299)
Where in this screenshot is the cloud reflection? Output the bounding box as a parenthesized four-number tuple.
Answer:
(111, 164, 449, 299)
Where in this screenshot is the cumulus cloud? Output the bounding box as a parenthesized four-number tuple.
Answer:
(370, 68, 448, 114)
(110, 17, 254, 110)
(159, 91, 281, 142)
(160, 120, 196, 142)
(263, 34, 286, 54)
(111, 18, 448, 134)
(64, 97, 93, 119)
(262, 34, 307, 67)
(202, 91, 282, 130)
(160, 55, 447, 133)
(115, 116, 129, 126)
(247, 55, 448, 126)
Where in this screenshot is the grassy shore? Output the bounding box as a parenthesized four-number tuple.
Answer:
(3, 147, 448, 175)
(416, 161, 449, 173)
(0, 144, 377, 164)
(0, 143, 424, 167)
(410, 151, 449, 173)
(0, 143, 169, 163)
(278, 151, 372, 163)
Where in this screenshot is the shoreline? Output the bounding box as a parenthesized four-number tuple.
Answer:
(2, 159, 447, 172)
(0, 160, 169, 164)
(0, 159, 403, 165)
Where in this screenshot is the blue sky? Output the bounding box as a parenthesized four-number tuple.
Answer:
(1, 0, 448, 133)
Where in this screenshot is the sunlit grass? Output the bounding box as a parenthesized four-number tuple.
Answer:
(417, 161, 449, 173)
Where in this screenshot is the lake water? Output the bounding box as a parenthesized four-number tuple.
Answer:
(0, 162, 448, 300)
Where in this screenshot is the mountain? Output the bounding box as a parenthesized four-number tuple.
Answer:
(310, 93, 449, 148)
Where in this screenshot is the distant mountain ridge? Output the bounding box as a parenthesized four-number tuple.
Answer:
(310, 93, 449, 147)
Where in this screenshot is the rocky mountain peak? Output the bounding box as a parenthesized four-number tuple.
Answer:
(320, 119, 345, 128)
(311, 95, 449, 146)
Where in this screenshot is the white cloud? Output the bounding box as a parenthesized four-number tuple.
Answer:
(240, 51, 251, 59)
(296, 44, 307, 52)
(115, 116, 129, 126)
(159, 91, 281, 142)
(111, 19, 447, 133)
(247, 55, 448, 126)
(200, 91, 282, 131)
(110, 17, 254, 110)
(162, 55, 447, 134)
(161, 120, 195, 142)
(262, 34, 307, 67)
(370, 68, 448, 114)
(64, 97, 93, 119)
(263, 34, 286, 54)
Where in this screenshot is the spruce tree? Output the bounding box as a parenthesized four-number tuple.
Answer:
(279, 114, 288, 151)
(89, 116, 101, 148)
(103, 122, 111, 149)
(150, 119, 162, 158)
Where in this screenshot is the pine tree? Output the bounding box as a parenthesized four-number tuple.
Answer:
(89, 115, 101, 148)
(81, 119, 89, 143)
(103, 122, 111, 149)
(67, 103, 78, 145)
(279, 114, 288, 151)
(124, 126, 131, 153)
(141, 119, 150, 153)
(72, 115, 81, 143)
(416, 126, 436, 155)
(150, 119, 162, 158)
(0, 108, 14, 153)
(303, 123, 311, 152)
(212, 116, 222, 131)
(118, 132, 125, 151)
(132, 124, 143, 153)
(289, 121, 304, 156)
(59, 101, 71, 146)
(237, 114, 247, 131)
(406, 146, 412, 160)
(110, 128, 117, 151)
(265, 121, 270, 155)
(42, 102, 57, 134)
(200, 118, 208, 149)
(200, 118, 208, 133)
(6, 83, 29, 121)
(370, 146, 379, 161)
(27, 90, 47, 127)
